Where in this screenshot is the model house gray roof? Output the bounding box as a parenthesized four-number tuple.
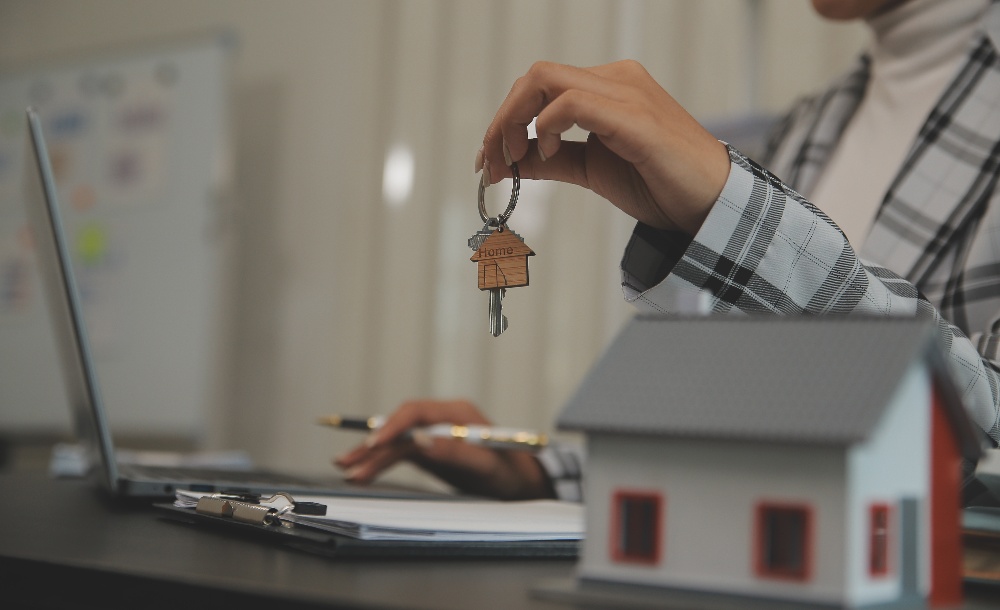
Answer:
(558, 316, 979, 451)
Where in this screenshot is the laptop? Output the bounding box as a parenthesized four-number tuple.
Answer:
(22, 108, 431, 500)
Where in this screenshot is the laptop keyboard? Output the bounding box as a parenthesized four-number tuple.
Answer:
(123, 463, 318, 486)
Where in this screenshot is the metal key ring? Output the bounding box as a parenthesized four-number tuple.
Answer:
(478, 162, 520, 227)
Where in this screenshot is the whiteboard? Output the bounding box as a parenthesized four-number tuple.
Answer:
(0, 36, 232, 438)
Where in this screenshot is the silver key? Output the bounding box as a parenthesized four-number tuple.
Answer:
(489, 288, 508, 337)
(471, 224, 508, 336)
(467, 224, 493, 251)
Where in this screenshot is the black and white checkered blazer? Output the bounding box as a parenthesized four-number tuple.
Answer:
(538, 2, 1000, 500)
(619, 4, 1000, 448)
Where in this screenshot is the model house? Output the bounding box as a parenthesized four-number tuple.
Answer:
(555, 316, 982, 608)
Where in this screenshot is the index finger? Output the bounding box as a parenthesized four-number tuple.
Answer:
(484, 61, 631, 180)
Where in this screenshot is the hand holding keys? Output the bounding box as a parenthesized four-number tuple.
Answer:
(468, 163, 534, 337)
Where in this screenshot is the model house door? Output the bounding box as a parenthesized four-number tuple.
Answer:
(900, 498, 918, 598)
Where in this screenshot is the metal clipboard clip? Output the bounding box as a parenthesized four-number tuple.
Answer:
(195, 492, 326, 526)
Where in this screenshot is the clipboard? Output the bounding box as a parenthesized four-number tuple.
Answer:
(154, 494, 580, 560)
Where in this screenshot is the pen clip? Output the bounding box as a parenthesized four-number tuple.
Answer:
(258, 492, 327, 516)
(197, 496, 282, 525)
(210, 491, 327, 517)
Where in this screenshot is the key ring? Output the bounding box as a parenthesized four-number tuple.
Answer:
(478, 162, 519, 227)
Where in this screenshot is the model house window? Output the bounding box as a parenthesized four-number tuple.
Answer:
(612, 490, 663, 565)
(755, 503, 812, 581)
(870, 504, 891, 577)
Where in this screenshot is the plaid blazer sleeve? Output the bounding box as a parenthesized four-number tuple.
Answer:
(535, 443, 584, 502)
(621, 145, 1000, 447)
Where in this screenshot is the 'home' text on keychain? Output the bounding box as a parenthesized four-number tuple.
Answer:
(468, 162, 534, 337)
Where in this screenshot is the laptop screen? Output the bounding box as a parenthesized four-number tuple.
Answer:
(23, 108, 120, 493)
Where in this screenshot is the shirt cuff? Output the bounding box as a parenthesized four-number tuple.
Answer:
(620, 145, 750, 310)
(535, 443, 584, 503)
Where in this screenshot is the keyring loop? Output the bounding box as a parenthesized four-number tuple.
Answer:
(478, 162, 519, 227)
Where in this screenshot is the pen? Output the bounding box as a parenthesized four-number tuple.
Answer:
(317, 414, 386, 431)
(317, 415, 548, 451)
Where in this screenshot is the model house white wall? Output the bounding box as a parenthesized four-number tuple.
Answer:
(580, 434, 849, 604)
(844, 362, 931, 606)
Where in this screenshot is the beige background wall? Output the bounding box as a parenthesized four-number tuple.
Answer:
(0, 1, 867, 484)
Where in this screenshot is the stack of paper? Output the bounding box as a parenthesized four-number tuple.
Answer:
(175, 490, 583, 542)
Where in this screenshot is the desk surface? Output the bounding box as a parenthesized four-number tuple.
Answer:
(0, 471, 574, 610)
(2, 471, 999, 610)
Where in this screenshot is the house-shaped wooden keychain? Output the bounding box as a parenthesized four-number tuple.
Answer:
(470, 226, 534, 290)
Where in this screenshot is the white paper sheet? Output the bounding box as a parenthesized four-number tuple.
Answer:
(175, 490, 583, 542)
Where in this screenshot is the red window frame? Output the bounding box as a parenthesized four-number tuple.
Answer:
(869, 503, 891, 577)
(754, 502, 813, 581)
(610, 490, 663, 565)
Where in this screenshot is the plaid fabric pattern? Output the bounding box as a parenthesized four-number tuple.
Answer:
(622, 147, 1000, 445)
(535, 444, 584, 502)
(765, 14, 1000, 340)
(540, 1, 1000, 500)
(619, 0, 1000, 445)
(763, 56, 871, 193)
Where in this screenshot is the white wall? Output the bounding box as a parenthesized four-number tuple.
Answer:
(0, 1, 868, 482)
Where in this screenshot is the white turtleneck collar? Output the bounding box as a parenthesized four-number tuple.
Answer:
(868, 0, 988, 80)
(808, 0, 989, 251)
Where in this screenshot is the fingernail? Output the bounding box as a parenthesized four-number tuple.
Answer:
(475, 147, 484, 173)
(502, 141, 512, 166)
(365, 433, 379, 448)
(537, 146, 548, 163)
(345, 466, 363, 480)
(482, 160, 492, 186)
(411, 430, 434, 449)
